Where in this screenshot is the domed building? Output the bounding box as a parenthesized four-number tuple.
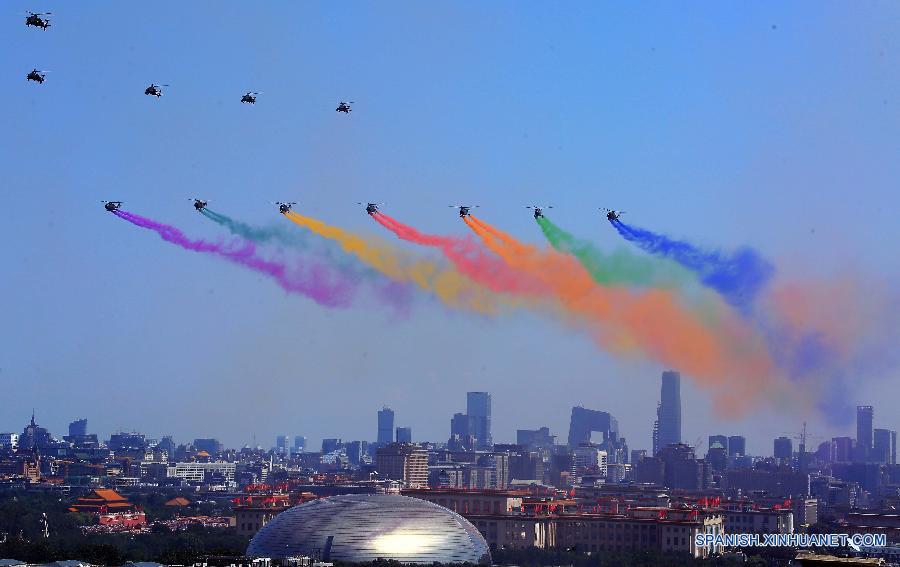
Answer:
(246, 493, 491, 564)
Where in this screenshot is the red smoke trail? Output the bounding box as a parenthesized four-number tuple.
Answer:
(372, 213, 550, 295)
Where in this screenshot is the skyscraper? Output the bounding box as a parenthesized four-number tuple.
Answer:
(656, 371, 682, 452)
(293, 436, 307, 453)
(728, 436, 746, 457)
(396, 427, 412, 443)
(276, 435, 289, 455)
(774, 437, 793, 460)
(377, 407, 395, 445)
(709, 435, 729, 453)
(874, 429, 897, 465)
(466, 392, 492, 449)
(68, 419, 87, 437)
(857, 406, 873, 460)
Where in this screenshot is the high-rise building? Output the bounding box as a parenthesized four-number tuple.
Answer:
(833, 437, 855, 462)
(293, 436, 307, 453)
(709, 435, 729, 453)
(276, 435, 289, 454)
(396, 427, 412, 444)
(774, 437, 793, 460)
(873, 429, 897, 465)
(377, 407, 395, 445)
(728, 436, 746, 457)
(376, 443, 428, 488)
(656, 371, 682, 452)
(857, 406, 874, 460)
(346, 440, 368, 466)
(567, 407, 618, 447)
(517, 427, 555, 449)
(466, 392, 492, 449)
(69, 419, 87, 437)
(193, 438, 222, 455)
(0, 433, 19, 450)
(322, 438, 343, 454)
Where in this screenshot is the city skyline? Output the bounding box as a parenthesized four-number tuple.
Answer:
(2, 2, 899, 463)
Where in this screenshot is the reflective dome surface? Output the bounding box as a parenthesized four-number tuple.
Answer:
(247, 493, 491, 564)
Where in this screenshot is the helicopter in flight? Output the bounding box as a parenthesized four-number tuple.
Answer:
(359, 202, 382, 215)
(103, 201, 122, 212)
(25, 12, 51, 30)
(241, 92, 260, 104)
(26, 69, 46, 84)
(526, 205, 553, 219)
(451, 205, 478, 218)
(190, 199, 208, 211)
(276, 201, 296, 214)
(603, 208, 624, 222)
(336, 101, 353, 113)
(144, 84, 168, 98)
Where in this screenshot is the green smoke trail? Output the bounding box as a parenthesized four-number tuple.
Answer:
(536, 216, 689, 288)
(201, 208, 309, 246)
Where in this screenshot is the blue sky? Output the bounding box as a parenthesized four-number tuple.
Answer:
(1, 1, 898, 453)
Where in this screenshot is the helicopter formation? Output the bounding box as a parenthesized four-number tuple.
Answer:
(104, 199, 628, 226)
(20, 11, 354, 110)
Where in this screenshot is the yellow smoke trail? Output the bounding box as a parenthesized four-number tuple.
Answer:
(284, 211, 501, 314)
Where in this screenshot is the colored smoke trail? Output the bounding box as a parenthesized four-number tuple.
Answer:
(465, 215, 779, 413)
(372, 213, 549, 295)
(536, 216, 688, 289)
(200, 208, 309, 246)
(113, 210, 355, 307)
(611, 220, 774, 314)
(283, 211, 501, 314)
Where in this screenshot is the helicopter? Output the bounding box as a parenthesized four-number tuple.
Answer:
(336, 101, 353, 113)
(451, 205, 479, 218)
(25, 12, 51, 30)
(190, 199, 208, 211)
(26, 69, 46, 84)
(102, 201, 122, 212)
(144, 84, 168, 98)
(359, 202, 382, 215)
(241, 91, 260, 104)
(603, 208, 624, 222)
(276, 201, 297, 214)
(526, 205, 553, 219)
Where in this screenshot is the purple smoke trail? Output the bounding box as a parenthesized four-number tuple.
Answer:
(113, 209, 356, 308)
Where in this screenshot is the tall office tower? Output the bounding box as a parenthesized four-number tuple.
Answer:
(69, 419, 87, 437)
(378, 407, 395, 445)
(276, 435, 289, 454)
(874, 429, 897, 465)
(774, 436, 793, 460)
(657, 371, 682, 451)
(709, 435, 729, 453)
(728, 436, 746, 457)
(293, 436, 307, 453)
(857, 406, 874, 460)
(396, 427, 412, 443)
(832, 437, 854, 462)
(466, 392, 492, 448)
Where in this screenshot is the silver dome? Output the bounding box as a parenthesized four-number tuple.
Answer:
(246, 493, 491, 564)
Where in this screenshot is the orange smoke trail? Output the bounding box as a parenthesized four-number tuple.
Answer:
(283, 211, 504, 314)
(465, 215, 780, 413)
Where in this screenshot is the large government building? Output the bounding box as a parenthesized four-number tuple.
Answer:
(246, 493, 491, 564)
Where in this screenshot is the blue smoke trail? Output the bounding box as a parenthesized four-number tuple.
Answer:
(611, 220, 774, 314)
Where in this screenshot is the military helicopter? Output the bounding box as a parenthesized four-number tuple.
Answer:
(275, 201, 296, 214)
(358, 202, 383, 215)
(144, 84, 168, 98)
(190, 198, 208, 211)
(241, 91, 260, 104)
(25, 12, 51, 30)
(603, 208, 624, 222)
(102, 201, 122, 212)
(451, 205, 479, 218)
(26, 69, 46, 84)
(526, 205, 553, 219)
(336, 101, 353, 113)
